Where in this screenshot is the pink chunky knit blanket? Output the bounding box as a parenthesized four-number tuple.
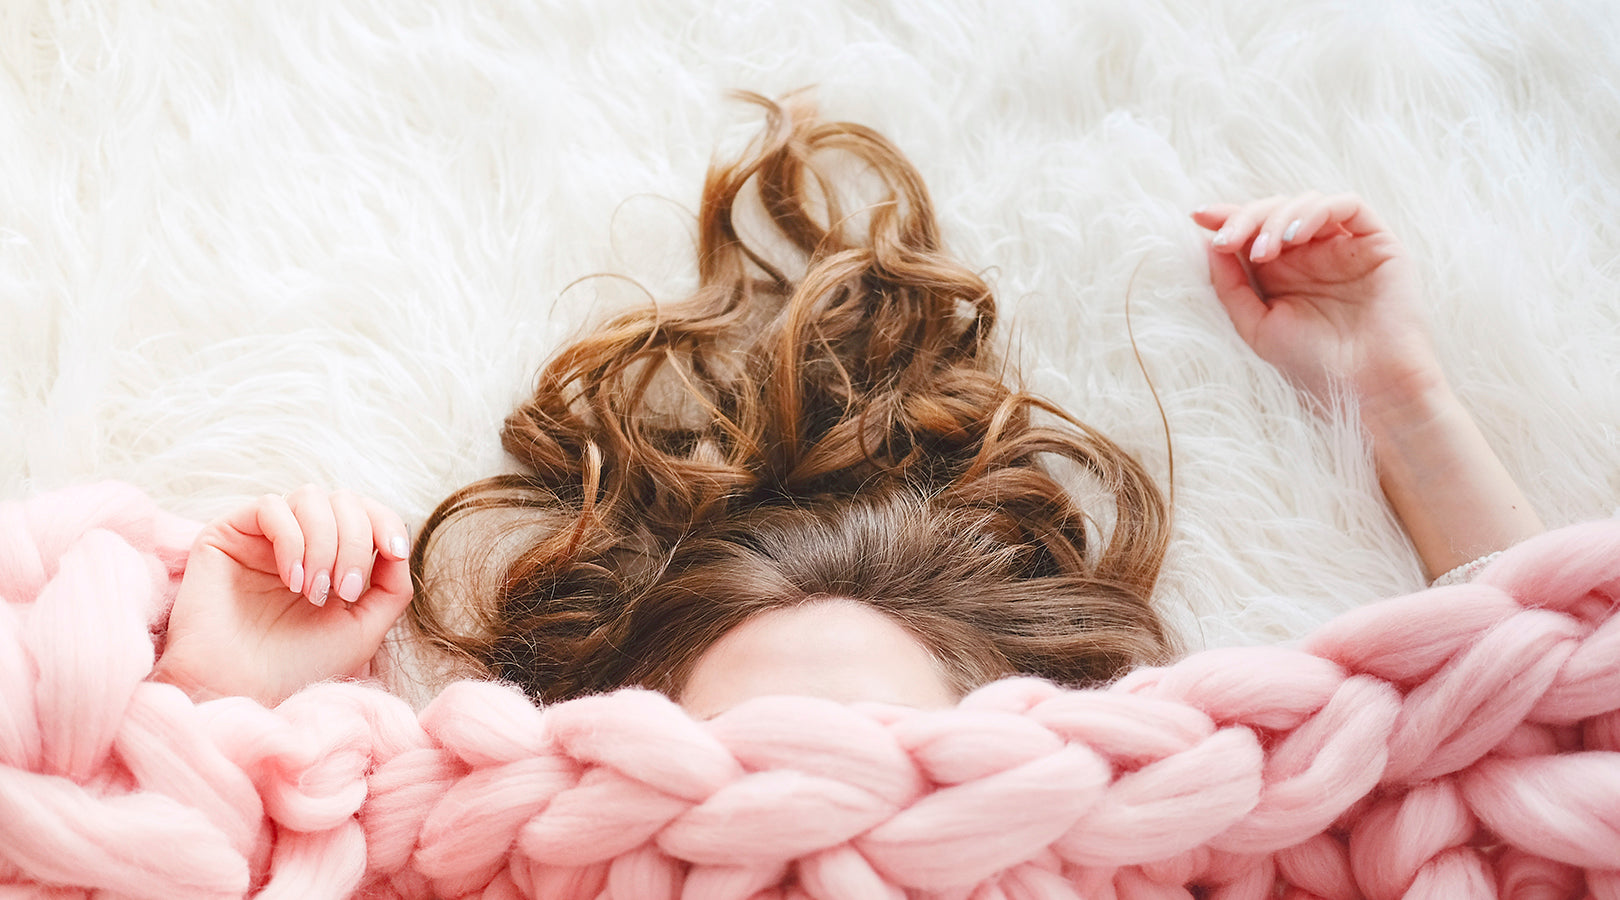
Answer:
(3, 483, 1617, 899)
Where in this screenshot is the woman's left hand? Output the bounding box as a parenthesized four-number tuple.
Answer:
(1194, 192, 1543, 579)
(1192, 192, 1442, 416)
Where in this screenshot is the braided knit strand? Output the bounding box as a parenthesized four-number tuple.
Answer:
(2, 483, 1617, 899)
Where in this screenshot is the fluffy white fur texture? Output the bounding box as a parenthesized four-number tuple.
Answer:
(2, 0, 1617, 656)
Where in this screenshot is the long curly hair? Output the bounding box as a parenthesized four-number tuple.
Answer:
(405, 94, 1172, 705)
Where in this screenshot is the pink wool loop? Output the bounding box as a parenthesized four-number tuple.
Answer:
(706, 696, 929, 805)
(661, 767, 900, 866)
(358, 745, 464, 875)
(0, 602, 43, 771)
(546, 690, 746, 801)
(415, 754, 580, 881)
(1347, 779, 1475, 900)
(3, 483, 1620, 900)
(1053, 726, 1263, 865)
(857, 743, 1109, 887)
(1206, 676, 1399, 855)
(1382, 608, 1582, 783)
(420, 679, 551, 768)
(30, 530, 154, 782)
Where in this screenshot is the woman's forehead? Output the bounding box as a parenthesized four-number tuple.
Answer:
(677, 599, 960, 718)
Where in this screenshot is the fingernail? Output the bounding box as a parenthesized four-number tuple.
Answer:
(390, 535, 408, 559)
(1212, 229, 1229, 247)
(1250, 233, 1270, 260)
(1192, 205, 1208, 216)
(289, 561, 304, 593)
(338, 569, 363, 603)
(311, 570, 330, 607)
(1282, 219, 1302, 242)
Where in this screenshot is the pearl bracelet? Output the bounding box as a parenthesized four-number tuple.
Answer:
(1431, 550, 1504, 587)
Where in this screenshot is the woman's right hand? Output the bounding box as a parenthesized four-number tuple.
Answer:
(153, 487, 414, 706)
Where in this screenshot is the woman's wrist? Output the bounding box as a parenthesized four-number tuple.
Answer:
(1351, 343, 1452, 439)
(150, 653, 228, 703)
(151, 649, 281, 705)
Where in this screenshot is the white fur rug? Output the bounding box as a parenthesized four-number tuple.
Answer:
(3, 0, 1617, 657)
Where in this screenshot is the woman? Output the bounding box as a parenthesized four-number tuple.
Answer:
(151, 97, 1542, 711)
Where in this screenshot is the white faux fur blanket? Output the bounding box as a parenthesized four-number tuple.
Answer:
(2, 0, 1617, 651)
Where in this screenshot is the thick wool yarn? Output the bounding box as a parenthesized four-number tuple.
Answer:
(2, 483, 1617, 899)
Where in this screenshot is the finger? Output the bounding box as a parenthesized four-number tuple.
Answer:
(1286, 192, 1390, 246)
(1205, 241, 1267, 347)
(1209, 195, 1288, 255)
(363, 497, 411, 562)
(329, 490, 376, 605)
(256, 495, 306, 593)
(1191, 204, 1239, 230)
(1252, 192, 1323, 263)
(287, 485, 338, 606)
(351, 556, 414, 651)
(1319, 192, 1389, 236)
(221, 495, 305, 591)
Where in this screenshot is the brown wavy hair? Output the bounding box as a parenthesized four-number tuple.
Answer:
(406, 94, 1172, 705)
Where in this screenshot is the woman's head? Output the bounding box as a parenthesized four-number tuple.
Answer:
(478, 487, 1169, 706)
(407, 94, 1172, 710)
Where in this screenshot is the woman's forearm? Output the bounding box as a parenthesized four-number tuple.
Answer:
(1361, 380, 1544, 580)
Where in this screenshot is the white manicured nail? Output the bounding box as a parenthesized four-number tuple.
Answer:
(289, 562, 304, 593)
(390, 535, 408, 559)
(311, 570, 330, 607)
(1282, 219, 1302, 242)
(1250, 233, 1270, 259)
(338, 569, 363, 603)
(1212, 229, 1230, 246)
